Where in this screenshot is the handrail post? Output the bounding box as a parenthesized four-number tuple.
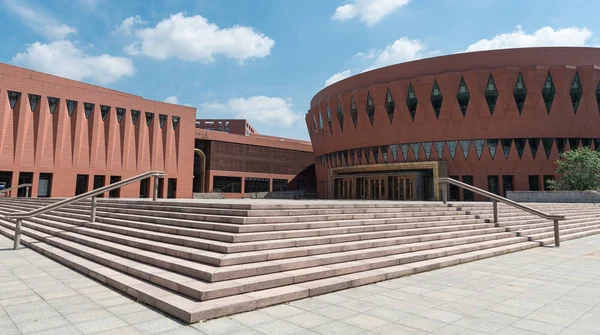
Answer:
(25, 186, 29, 198)
(90, 196, 97, 223)
(493, 200, 498, 224)
(554, 219, 560, 247)
(153, 176, 159, 201)
(13, 219, 22, 250)
(442, 182, 447, 204)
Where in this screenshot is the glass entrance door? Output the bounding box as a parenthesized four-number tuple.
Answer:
(334, 178, 352, 199)
(390, 176, 413, 200)
(360, 177, 385, 200)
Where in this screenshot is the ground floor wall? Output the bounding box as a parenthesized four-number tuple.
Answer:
(205, 169, 315, 199)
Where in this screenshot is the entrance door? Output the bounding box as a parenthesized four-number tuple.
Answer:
(390, 176, 413, 200)
(360, 177, 385, 200)
(334, 179, 352, 199)
(38, 173, 52, 197)
(18, 172, 33, 197)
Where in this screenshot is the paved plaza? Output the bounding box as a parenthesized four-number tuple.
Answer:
(0, 234, 599, 335)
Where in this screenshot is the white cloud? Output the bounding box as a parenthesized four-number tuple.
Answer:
(121, 12, 275, 62)
(12, 40, 135, 84)
(466, 26, 593, 52)
(116, 15, 146, 35)
(3, 0, 77, 40)
(200, 96, 301, 127)
(332, 0, 410, 26)
(164, 96, 179, 104)
(324, 69, 353, 87)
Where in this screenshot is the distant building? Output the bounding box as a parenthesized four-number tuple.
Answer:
(195, 119, 257, 136)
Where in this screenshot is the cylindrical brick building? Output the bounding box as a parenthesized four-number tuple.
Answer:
(306, 47, 600, 200)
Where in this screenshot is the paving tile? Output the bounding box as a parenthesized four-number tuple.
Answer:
(370, 323, 429, 334)
(511, 318, 564, 335)
(417, 308, 464, 323)
(339, 313, 388, 330)
(395, 314, 448, 332)
(311, 305, 357, 320)
(191, 318, 248, 335)
(453, 316, 507, 334)
(251, 319, 307, 335)
(120, 309, 166, 325)
(435, 324, 487, 335)
(29, 325, 83, 335)
(284, 312, 332, 329)
(311, 321, 365, 335)
(106, 303, 148, 315)
(155, 328, 204, 335)
(229, 311, 276, 327)
(471, 310, 519, 326)
(89, 326, 145, 335)
(16, 315, 71, 334)
(364, 306, 411, 322)
(74, 316, 128, 334)
(133, 318, 184, 335)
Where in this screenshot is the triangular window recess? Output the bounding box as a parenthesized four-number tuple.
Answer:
(131, 110, 140, 125)
(116, 108, 125, 123)
(485, 74, 499, 115)
(513, 72, 527, 114)
(363, 147, 371, 164)
(343, 150, 349, 165)
(172, 116, 180, 130)
(473, 140, 484, 159)
(48, 97, 59, 114)
(400, 144, 409, 161)
(349, 150, 355, 165)
(159, 114, 168, 129)
(326, 105, 333, 134)
(406, 84, 418, 121)
(371, 146, 379, 162)
(434, 141, 444, 159)
(7, 91, 21, 109)
(569, 138, 580, 151)
(385, 88, 395, 123)
(596, 81, 600, 113)
(570, 72, 582, 114)
(515, 138, 526, 159)
(356, 148, 363, 164)
(459, 140, 470, 159)
(366, 91, 375, 126)
(528, 138, 540, 159)
(100, 105, 110, 121)
(390, 144, 399, 162)
(542, 138, 554, 158)
(447, 141, 458, 159)
(350, 96, 358, 128)
(456, 77, 470, 117)
(501, 139, 513, 159)
(541, 72, 555, 114)
(28, 94, 40, 112)
(336, 100, 344, 131)
(582, 138, 592, 149)
(556, 138, 567, 154)
(66, 100, 77, 116)
(423, 142, 432, 160)
(411, 143, 420, 160)
(430, 80, 443, 119)
(145, 112, 154, 126)
(380, 145, 388, 163)
(487, 139, 499, 159)
(83, 103, 94, 119)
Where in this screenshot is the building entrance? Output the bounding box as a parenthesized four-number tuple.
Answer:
(390, 176, 413, 200)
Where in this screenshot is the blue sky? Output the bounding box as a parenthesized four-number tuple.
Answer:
(1, 0, 600, 140)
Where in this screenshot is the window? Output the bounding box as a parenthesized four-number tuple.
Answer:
(390, 144, 399, 162)
(225, 122, 229, 126)
(447, 140, 458, 159)
(28, 94, 40, 111)
(84, 103, 94, 119)
(145, 112, 154, 126)
(430, 80, 443, 119)
(312, 113, 318, 134)
(213, 176, 242, 193)
(139, 178, 150, 198)
(364, 147, 371, 164)
(459, 140, 470, 159)
(456, 77, 470, 116)
(244, 178, 269, 193)
(462, 176, 474, 201)
(596, 81, 600, 113)
(502, 175, 514, 196)
(371, 146, 379, 162)
(48, 97, 59, 114)
(556, 138, 567, 154)
(514, 138, 526, 159)
(38, 173, 52, 198)
(434, 141, 444, 159)
(570, 72, 582, 113)
(473, 140, 484, 159)
(273, 179, 288, 192)
(582, 138, 592, 149)
(116, 108, 125, 123)
(366, 91, 375, 126)
(487, 139, 499, 159)
(343, 150, 350, 165)
(17, 172, 33, 197)
(100, 105, 110, 121)
(109, 176, 121, 198)
(7, 91, 21, 109)
(385, 88, 395, 123)
(157, 178, 164, 199)
(75, 175, 89, 195)
(218, 127, 223, 131)
(93, 175, 105, 198)
(528, 138, 540, 159)
(167, 178, 177, 198)
(336, 100, 344, 131)
(488, 175, 499, 195)
(541, 72, 555, 114)
(529, 175, 540, 191)
(423, 142, 432, 160)
(131, 110, 140, 125)
(207, 127, 214, 130)
(513, 72, 527, 114)
(485, 74, 498, 115)
(569, 138, 580, 151)
(159, 114, 168, 129)
(449, 176, 460, 201)
(225, 128, 229, 133)
(543, 176, 554, 191)
(319, 110, 324, 133)
(501, 139, 513, 159)
(356, 148, 363, 164)
(411, 143, 420, 160)
(406, 83, 418, 121)
(380, 146, 388, 162)
(326, 105, 333, 134)
(350, 96, 358, 128)
(66, 100, 77, 116)
(542, 138, 554, 158)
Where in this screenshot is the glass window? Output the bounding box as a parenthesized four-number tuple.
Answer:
(447, 140, 458, 159)
(75, 174, 88, 195)
(139, 178, 150, 197)
(213, 176, 242, 193)
(456, 77, 470, 116)
(459, 140, 470, 159)
(84, 102, 94, 119)
(582, 138, 592, 149)
(462, 176, 474, 201)
(167, 178, 177, 198)
(116, 108, 125, 123)
(541, 72, 555, 114)
(326, 105, 333, 134)
(131, 110, 140, 125)
(514, 138, 526, 159)
(245, 177, 269, 193)
(501, 138, 513, 159)
(366, 91, 375, 126)
(488, 175, 499, 195)
(385, 88, 395, 123)
(390, 144, 399, 162)
(319, 110, 324, 133)
(502, 175, 514, 196)
(542, 138, 554, 158)
(343, 150, 349, 165)
(596, 81, 600, 113)
(364, 147, 371, 164)
(273, 179, 288, 192)
(109, 176, 121, 198)
(528, 138, 540, 159)
(356, 148, 363, 164)
(570, 72, 582, 113)
(66, 100, 77, 116)
(93, 175, 105, 198)
(434, 141, 444, 159)
(569, 138, 580, 151)
(28, 94, 41, 112)
(406, 83, 418, 121)
(449, 176, 460, 201)
(48, 97, 59, 114)
(513, 72, 527, 114)
(172, 116, 180, 130)
(430, 80, 443, 119)
(145, 112, 154, 126)
(485, 74, 498, 115)
(487, 139, 499, 159)
(529, 175, 540, 191)
(400, 144, 409, 161)
(350, 96, 358, 128)
(337, 100, 344, 131)
(423, 142, 432, 160)
(411, 143, 420, 160)
(224, 128, 229, 133)
(473, 140, 484, 159)
(556, 138, 567, 154)
(379, 146, 388, 163)
(7, 91, 21, 109)
(543, 176, 554, 191)
(100, 105, 111, 121)
(159, 114, 168, 129)
(218, 127, 223, 131)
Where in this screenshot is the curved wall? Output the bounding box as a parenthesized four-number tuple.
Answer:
(306, 47, 600, 199)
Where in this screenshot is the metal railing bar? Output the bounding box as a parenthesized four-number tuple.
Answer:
(0, 183, 32, 197)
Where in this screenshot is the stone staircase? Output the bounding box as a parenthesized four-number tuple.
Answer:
(0, 198, 588, 323)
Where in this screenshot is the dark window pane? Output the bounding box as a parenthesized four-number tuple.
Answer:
(273, 179, 288, 192)
(570, 72, 582, 114)
(28, 94, 41, 112)
(542, 138, 554, 158)
(100, 105, 110, 121)
(528, 138, 540, 159)
(430, 80, 443, 119)
(385, 88, 395, 123)
(487, 139, 498, 159)
(411, 143, 420, 160)
(66, 100, 77, 116)
(213, 176, 242, 193)
(406, 84, 418, 121)
(456, 77, 470, 116)
(84, 102, 94, 119)
(501, 139, 513, 159)
(447, 140, 458, 159)
(326, 105, 332, 134)
(529, 175, 540, 191)
(485, 74, 498, 115)
(350, 96, 358, 128)
(93, 175, 105, 198)
(502, 175, 513, 196)
(244, 177, 269, 193)
(366, 91, 375, 126)
(513, 72, 527, 114)
(423, 142, 432, 160)
(462, 176, 474, 201)
(337, 100, 344, 131)
(159, 114, 168, 129)
(488, 175, 499, 195)
(556, 138, 567, 154)
(568, 138, 580, 151)
(131, 110, 140, 125)
(449, 176, 460, 200)
(514, 138, 526, 159)
(116, 108, 125, 123)
(48, 97, 59, 114)
(145, 112, 154, 126)
(8, 91, 21, 109)
(400, 144, 409, 161)
(541, 72, 556, 114)
(390, 144, 399, 162)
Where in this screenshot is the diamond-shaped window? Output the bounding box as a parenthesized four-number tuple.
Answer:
(337, 100, 344, 131)
(84, 103, 94, 119)
(385, 88, 395, 123)
(7, 91, 21, 109)
(485, 74, 498, 115)
(116, 108, 125, 123)
(28, 94, 40, 112)
(326, 105, 332, 134)
(100, 105, 110, 121)
(366, 92, 375, 126)
(48, 97, 59, 114)
(513, 72, 527, 114)
(570, 72, 582, 114)
(407, 84, 418, 121)
(66, 100, 77, 116)
(456, 77, 470, 117)
(350, 96, 358, 128)
(541, 72, 555, 114)
(430, 80, 443, 119)
(131, 110, 140, 125)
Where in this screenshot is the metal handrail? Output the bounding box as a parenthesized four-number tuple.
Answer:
(4, 171, 165, 250)
(437, 177, 565, 247)
(0, 184, 32, 197)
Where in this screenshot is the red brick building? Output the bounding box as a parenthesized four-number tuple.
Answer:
(306, 47, 600, 201)
(195, 119, 256, 136)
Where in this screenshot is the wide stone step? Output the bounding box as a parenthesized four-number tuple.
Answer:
(510, 219, 600, 235)
(521, 223, 600, 241)
(538, 228, 600, 246)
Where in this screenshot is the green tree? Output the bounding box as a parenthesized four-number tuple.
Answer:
(548, 147, 600, 190)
